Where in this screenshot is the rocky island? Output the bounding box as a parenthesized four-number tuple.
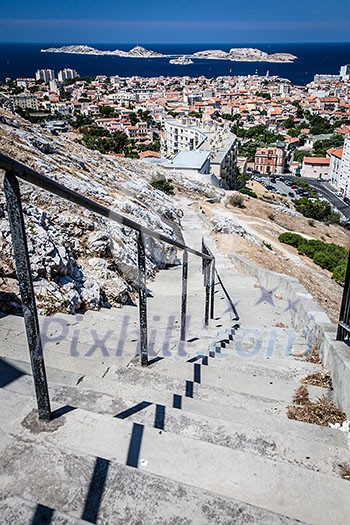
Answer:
(192, 48, 297, 63)
(41, 45, 165, 58)
(41, 45, 297, 63)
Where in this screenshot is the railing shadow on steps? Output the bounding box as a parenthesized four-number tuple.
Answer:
(0, 152, 238, 421)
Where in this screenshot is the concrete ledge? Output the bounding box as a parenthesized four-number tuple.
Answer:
(322, 332, 350, 415)
(228, 251, 350, 417)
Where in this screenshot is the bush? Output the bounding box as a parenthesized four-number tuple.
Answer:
(294, 197, 340, 224)
(279, 233, 348, 282)
(298, 240, 326, 258)
(278, 232, 305, 248)
(263, 241, 273, 250)
(228, 193, 245, 208)
(312, 244, 348, 271)
(239, 187, 257, 198)
(150, 178, 175, 195)
(332, 261, 348, 283)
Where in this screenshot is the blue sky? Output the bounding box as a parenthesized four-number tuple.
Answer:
(1, 0, 350, 43)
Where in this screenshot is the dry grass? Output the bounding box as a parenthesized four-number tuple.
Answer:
(227, 193, 246, 209)
(292, 385, 310, 405)
(301, 371, 333, 390)
(287, 386, 346, 427)
(339, 464, 350, 481)
(294, 344, 322, 364)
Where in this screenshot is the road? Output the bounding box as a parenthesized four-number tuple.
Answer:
(276, 175, 350, 220)
(301, 178, 350, 220)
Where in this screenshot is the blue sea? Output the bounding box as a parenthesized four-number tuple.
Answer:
(0, 42, 349, 85)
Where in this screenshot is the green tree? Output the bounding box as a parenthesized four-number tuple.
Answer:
(99, 106, 117, 118)
(293, 198, 340, 223)
(293, 149, 311, 163)
(313, 135, 344, 157)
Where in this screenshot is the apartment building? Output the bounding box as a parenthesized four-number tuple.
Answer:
(254, 147, 285, 174)
(162, 117, 237, 188)
(338, 136, 350, 198)
(35, 69, 55, 83)
(327, 147, 343, 189)
(11, 94, 39, 111)
(57, 69, 79, 82)
(163, 118, 207, 155)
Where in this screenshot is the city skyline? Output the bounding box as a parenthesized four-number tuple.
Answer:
(1, 0, 350, 43)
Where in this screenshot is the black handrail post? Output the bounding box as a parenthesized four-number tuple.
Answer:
(202, 239, 211, 326)
(3, 172, 51, 420)
(180, 250, 188, 341)
(210, 257, 215, 320)
(337, 251, 350, 341)
(204, 259, 210, 327)
(137, 232, 148, 366)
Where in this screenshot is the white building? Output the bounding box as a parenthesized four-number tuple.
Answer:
(340, 65, 350, 78)
(164, 118, 207, 155)
(338, 136, 350, 199)
(327, 147, 343, 190)
(162, 117, 237, 188)
(57, 69, 79, 82)
(144, 150, 218, 186)
(11, 94, 39, 111)
(16, 78, 35, 88)
(301, 157, 330, 180)
(35, 69, 55, 83)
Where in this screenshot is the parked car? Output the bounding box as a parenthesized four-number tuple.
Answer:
(288, 191, 295, 197)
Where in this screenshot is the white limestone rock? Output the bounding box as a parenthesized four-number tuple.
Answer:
(211, 216, 262, 246)
(0, 107, 197, 315)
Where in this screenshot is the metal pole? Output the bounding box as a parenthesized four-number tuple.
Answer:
(4, 173, 51, 420)
(180, 250, 188, 341)
(137, 232, 148, 366)
(210, 258, 215, 320)
(204, 258, 210, 326)
(201, 238, 206, 276)
(337, 252, 350, 341)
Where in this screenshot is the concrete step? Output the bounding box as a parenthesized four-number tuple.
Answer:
(198, 349, 323, 382)
(0, 430, 306, 525)
(2, 371, 349, 480)
(0, 392, 349, 525)
(0, 339, 322, 417)
(0, 321, 329, 409)
(0, 305, 237, 364)
(2, 357, 348, 452)
(0, 491, 90, 525)
(142, 356, 333, 405)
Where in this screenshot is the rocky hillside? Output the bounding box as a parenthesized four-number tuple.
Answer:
(0, 109, 219, 315)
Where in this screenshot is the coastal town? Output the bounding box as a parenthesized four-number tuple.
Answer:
(1, 63, 350, 202)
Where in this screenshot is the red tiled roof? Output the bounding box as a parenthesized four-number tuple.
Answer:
(303, 157, 330, 165)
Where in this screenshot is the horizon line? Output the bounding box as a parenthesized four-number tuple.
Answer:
(1, 41, 350, 45)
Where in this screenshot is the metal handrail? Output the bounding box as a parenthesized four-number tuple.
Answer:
(0, 153, 211, 261)
(337, 252, 350, 342)
(0, 152, 223, 421)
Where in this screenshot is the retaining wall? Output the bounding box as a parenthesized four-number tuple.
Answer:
(229, 252, 350, 417)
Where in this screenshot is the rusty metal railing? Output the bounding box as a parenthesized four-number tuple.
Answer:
(0, 152, 236, 420)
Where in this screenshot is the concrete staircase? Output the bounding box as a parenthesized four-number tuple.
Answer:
(0, 205, 349, 525)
